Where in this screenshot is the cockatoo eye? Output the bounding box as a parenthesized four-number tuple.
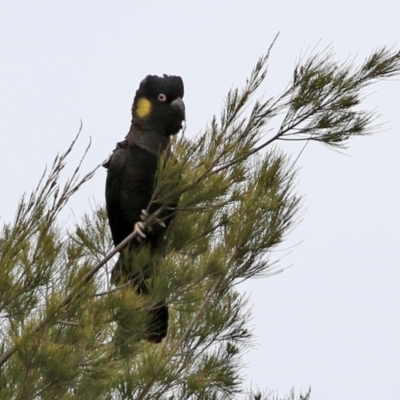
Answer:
(158, 93, 167, 101)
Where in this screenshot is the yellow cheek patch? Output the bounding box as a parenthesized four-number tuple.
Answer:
(135, 97, 152, 118)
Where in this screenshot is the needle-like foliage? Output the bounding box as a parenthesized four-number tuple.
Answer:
(0, 39, 399, 399)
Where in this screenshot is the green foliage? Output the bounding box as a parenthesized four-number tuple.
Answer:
(0, 40, 399, 399)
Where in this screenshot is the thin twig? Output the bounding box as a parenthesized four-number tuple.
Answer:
(27, 382, 53, 400)
(57, 320, 83, 327)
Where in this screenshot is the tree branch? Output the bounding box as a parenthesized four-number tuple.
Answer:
(0, 206, 166, 369)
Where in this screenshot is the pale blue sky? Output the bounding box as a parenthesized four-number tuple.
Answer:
(1, 1, 399, 399)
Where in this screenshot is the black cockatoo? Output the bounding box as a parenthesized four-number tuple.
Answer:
(104, 75, 185, 343)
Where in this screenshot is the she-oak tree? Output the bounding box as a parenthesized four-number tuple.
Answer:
(0, 38, 399, 399)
